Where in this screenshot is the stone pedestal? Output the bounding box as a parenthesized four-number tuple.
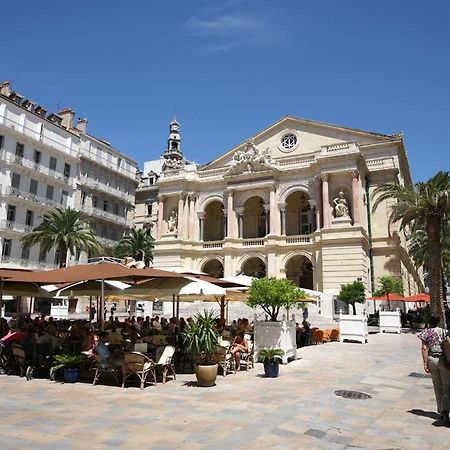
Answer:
(331, 216, 352, 228)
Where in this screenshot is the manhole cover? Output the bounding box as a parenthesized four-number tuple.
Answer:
(334, 390, 371, 400)
(408, 372, 432, 379)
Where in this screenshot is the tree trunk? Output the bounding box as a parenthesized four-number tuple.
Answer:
(59, 245, 68, 268)
(426, 216, 446, 327)
(352, 302, 357, 315)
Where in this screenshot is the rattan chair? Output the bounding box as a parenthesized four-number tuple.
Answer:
(154, 345, 176, 383)
(122, 352, 156, 389)
(213, 345, 235, 376)
(93, 357, 121, 386)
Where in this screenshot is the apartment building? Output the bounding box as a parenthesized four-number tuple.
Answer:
(0, 81, 138, 270)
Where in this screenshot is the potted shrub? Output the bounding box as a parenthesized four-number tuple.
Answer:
(182, 310, 220, 387)
(51, 354, 88, 383)
(258, 348, 284, 378)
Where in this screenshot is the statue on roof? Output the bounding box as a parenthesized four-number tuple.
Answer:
(228, 139, 277, 174)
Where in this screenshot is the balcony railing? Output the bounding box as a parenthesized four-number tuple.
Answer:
(285, 234, 312, 244)
(2, 151, 72, 185)
(0, 219, 33, 234)
(5, 186, 63, 209)
(242, 238, 266, 247)
(79, 176, 134, 204)
(81, 205, 128, 226)
(96, 236, 119, 248)
(202, 241, 224, 249)
(0, 256, 56, 270)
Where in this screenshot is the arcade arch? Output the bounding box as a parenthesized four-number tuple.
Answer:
(285, 254, 314, 290)
(285, 191, 316, 236)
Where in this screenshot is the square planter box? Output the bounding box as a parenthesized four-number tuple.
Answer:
(338, 312, 368, 344)
(254, 320, 296, 364)
(379, 310, 402, 334)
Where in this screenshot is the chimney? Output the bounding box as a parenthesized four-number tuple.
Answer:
(0, 80, 11, 96)
(76, 118, 88, 133)
(58, 108, 75, 130)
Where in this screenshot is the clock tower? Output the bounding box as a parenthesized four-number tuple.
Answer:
(162, 118, 185, 171)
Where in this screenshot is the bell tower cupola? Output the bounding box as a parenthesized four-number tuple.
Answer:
(162, 117, 185, 171)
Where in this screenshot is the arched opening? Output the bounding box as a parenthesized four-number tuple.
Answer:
(285, 191, 316, 236)
(202, 259, 224, 278)
(243, 196, 266, 238)
(241, 257, 266, 278)
(203, 201, 224, 241)
(285, 255, 314, 290)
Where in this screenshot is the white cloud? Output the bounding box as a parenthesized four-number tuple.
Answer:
(185, 15, 256, 35)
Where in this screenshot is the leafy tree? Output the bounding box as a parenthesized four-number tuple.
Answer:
(337, 281, 366, 315)
(246, 277, 307, 321)
(372, 171, 450, 326)
(373, 275, 404, 310)
(21, 207, 101, 268)
(112, 227, 155, 266)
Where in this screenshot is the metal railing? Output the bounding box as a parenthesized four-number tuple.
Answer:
(79, 175, 134, 204)
(5, 186, 63, 209)
(80, 204, 128, 226)
(0, 219, 33, 234)
(0, 256, 56, 270)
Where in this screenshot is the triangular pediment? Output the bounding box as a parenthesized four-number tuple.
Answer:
(202, 116, 397, 171)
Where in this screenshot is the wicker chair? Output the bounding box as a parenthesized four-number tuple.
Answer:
(154, 345, 176, 383)
(213, 345, 235, 377)
(9, 343, 29, 377)
(239, 339, 254, 371)
(311, 329, 324, 345)
(92, 357, 121, 386)
(122, 352, 156, 389)
(330, 328, 340, 341)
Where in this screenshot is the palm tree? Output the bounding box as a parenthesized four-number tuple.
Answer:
(22, 207, 101, 268)
(372, 171, 450, 326)
(112, 227, 154, 266)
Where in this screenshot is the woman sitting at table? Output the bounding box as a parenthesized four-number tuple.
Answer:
(230, 331, 249, 371)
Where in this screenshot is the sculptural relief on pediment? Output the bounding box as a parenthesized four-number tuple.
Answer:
(227, 139, 278, 175)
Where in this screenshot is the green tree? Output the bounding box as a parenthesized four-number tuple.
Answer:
(337, 281, 366, 315)
(112, 227, 154, 266)
(246, 277, 307, 321)
(21, 207, 101, 268)
(373, 275, 404, 310)
(372, 171, 450, 326)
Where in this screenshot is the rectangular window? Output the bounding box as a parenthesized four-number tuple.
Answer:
(81, 191, 86, 206)
(33, 150, 41, 165)
(15, 142, 24, 157)
(29, 179, 38, 195)
(63, 163, 71, 179)
(103, 200, 108, 212)
(101, 225, 107, 237)
(25, 210, 34, 227)
(21, 246, 30, 260)
(0, 135, 4, 148)
(11, 173, 21, 189)
(92, 196, 98, 208)
(6, 205, 16, 222)
(61, 190, 68, 205)
(113, 203, 119, 215)
(38, 246, 47, 262)
(146, 203, 152, 216)
(46, 185, 54, 200)
(2, 239, 12, 257)
(117, 157, 122, 168)
(111, 229, 118, 240)
(49, 156, 57, 171)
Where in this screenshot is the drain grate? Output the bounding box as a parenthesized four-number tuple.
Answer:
(334, 390, 371, 400)
(408, 372, 432, 379)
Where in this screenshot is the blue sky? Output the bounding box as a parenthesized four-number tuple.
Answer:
(2, 0, 449, 181)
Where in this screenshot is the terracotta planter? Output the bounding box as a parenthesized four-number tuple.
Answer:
(194, 363, 218, 387)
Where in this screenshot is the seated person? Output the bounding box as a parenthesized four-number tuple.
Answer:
(230, 331, 249, 371)
(37, 325, 61, 352)
(108, 325, 123, 345)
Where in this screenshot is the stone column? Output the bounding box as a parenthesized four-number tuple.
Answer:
(177, 195, 184, 239)
(315, 175, 322, 230)
(157, 196, 164, 238)
(226, 190, 234, 238)
(183, 194, 190, 240)
(351, 170, 360, 224)
(236, 207, 244, 238)
(321, 173, 330, 228)
(269, 184, 277, 235)
(264, 204, 270, 235)
(198, 211, 205, 241)
(222, 210, 228, 239)
(192, 194, 198, 240)
(279, 202, 286, 235)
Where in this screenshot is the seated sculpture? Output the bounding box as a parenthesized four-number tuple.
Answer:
(333, 191, 349, 218)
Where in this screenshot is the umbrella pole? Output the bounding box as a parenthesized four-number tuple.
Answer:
(176, 295, 180, 324)
(101, 278, 105, 331)
(220, 295, 225, 323)
(0, 280, 3, 319)
(89, 296, 92, 324)
(172, 294, 175, 319)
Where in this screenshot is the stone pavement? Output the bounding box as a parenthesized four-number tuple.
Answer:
(0, 331, 448, 449)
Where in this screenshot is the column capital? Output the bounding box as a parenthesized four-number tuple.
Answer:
(264, 204, 270, 212)
(235, 206, 244, 215)
(350, 169, 359, 179)
(321, 173, 329, 182)
(197, 211, 205, 219)
(278, 202, 286, 211)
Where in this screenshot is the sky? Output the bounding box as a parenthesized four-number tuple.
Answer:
(2, 0, 449, 182)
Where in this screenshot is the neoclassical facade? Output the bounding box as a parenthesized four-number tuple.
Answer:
(143, 116, 422, 297)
